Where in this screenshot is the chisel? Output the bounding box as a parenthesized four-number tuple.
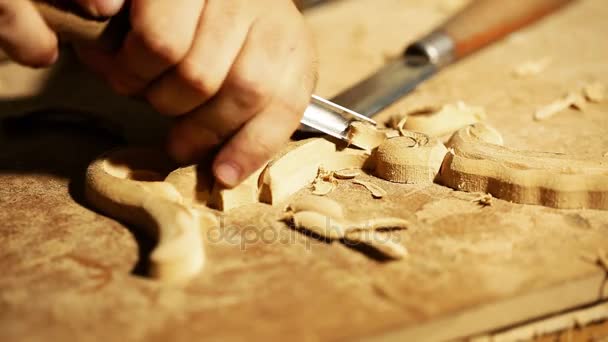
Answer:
(332, 0, 575, 117)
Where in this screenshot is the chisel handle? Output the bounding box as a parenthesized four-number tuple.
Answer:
(407, 0, 575, 65)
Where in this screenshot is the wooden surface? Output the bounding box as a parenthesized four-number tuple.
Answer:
(1, 0, 608, 341)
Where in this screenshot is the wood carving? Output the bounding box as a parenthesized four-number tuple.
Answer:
(285, 196, 409, 259)
(259, 138, 374, 205)
(440, 123, 608, 210)
(209, 167, 264, 211)
(401, 102, 486, 137)
(259, 138, 337, 204)
(85, 148, 217, 285)
(373, 132, 448, 184)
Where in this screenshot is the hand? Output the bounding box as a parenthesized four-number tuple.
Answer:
(77, 0, 318, 188)
(0, 0, 122, 67)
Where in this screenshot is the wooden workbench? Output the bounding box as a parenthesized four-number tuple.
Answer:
(1, 0, 607, 340)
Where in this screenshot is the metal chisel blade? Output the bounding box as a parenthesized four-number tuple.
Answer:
(330, 58, 437, 118)
(300, 95, 376, 144)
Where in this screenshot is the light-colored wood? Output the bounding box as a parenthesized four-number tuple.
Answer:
(373, 133, 448, 184)
(347, 121, 388, 152)
(2, 0, 608, 341)
(401, 102, 486, 138)
(286, 200, 410, 259)
(471, 301, 608, 342)
(440, 123, 608, 209)
(441, 0, 573, 59)
(85, 148, 214, 285)
(259, 138, 336, 204)
(209, 167, 264, 211)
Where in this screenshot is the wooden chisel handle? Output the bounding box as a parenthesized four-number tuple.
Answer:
(407, 0, 574, 65)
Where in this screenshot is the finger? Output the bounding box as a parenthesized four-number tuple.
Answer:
(145, 0, 253, 116)
(111, 0, 205, 95)
(167, 13, 297, 162)
(211, 97, 307, 188)
(75, 0, 125, 17)
(0, 0, 58, 67)
(212, 30, 317, 187)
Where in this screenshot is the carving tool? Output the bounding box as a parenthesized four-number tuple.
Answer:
(332, 0, 575, 117)
(34, 2, 374, 147)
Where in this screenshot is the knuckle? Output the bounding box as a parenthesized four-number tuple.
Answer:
(130, 20, 187, 64)
(177, 60, 221, 99)
(227, 70, 272, 110)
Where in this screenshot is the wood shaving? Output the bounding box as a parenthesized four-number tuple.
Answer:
(312, 180, 335, 196)
(287, 195, 344, 220)
(352, 179, 387, 199)
(344, 231, 408, 259)
(284, 207, 409, 260)
(344, 217, 411, 232)
(347, 121, 387, 152)
(583, 81, 606, 103)
(333, 169, 360, 179)
(512, 57, 551, 78)
(290, 211, 345, 239)
(472, 193, 494, 207)
(403, 102, 486, 137)
(397, 115, 409, 137)
(310, 166, 337, 196)
(534, 92, 587, 121)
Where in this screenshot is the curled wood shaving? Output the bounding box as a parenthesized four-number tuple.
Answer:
(402, 102, 485, 137)
(583, 81, 606, 103)
(344, 217, 411, 232)
(472, 193, 493, 207)
(312, 180, 335, 196)
(347, 121, 387, 152)
(287, 195, 345, 219)
(512, 57, 551, 78)
(534, 92, 587, 121)
(344, 231, 408, 259)
(397, 115, 409, 137)
(352, 179, 387, 199)
(290, 211, 345, 239)
(333, 169, 361, 179)
(310, 166, 337, 196)
(284, 208, 409, 260)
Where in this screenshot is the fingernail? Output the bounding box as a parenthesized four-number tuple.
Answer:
(214, 162, 241, 188)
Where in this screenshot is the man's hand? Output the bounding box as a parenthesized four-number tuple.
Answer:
(0, 0, 122, 66)
(77, 0, 318, 188)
